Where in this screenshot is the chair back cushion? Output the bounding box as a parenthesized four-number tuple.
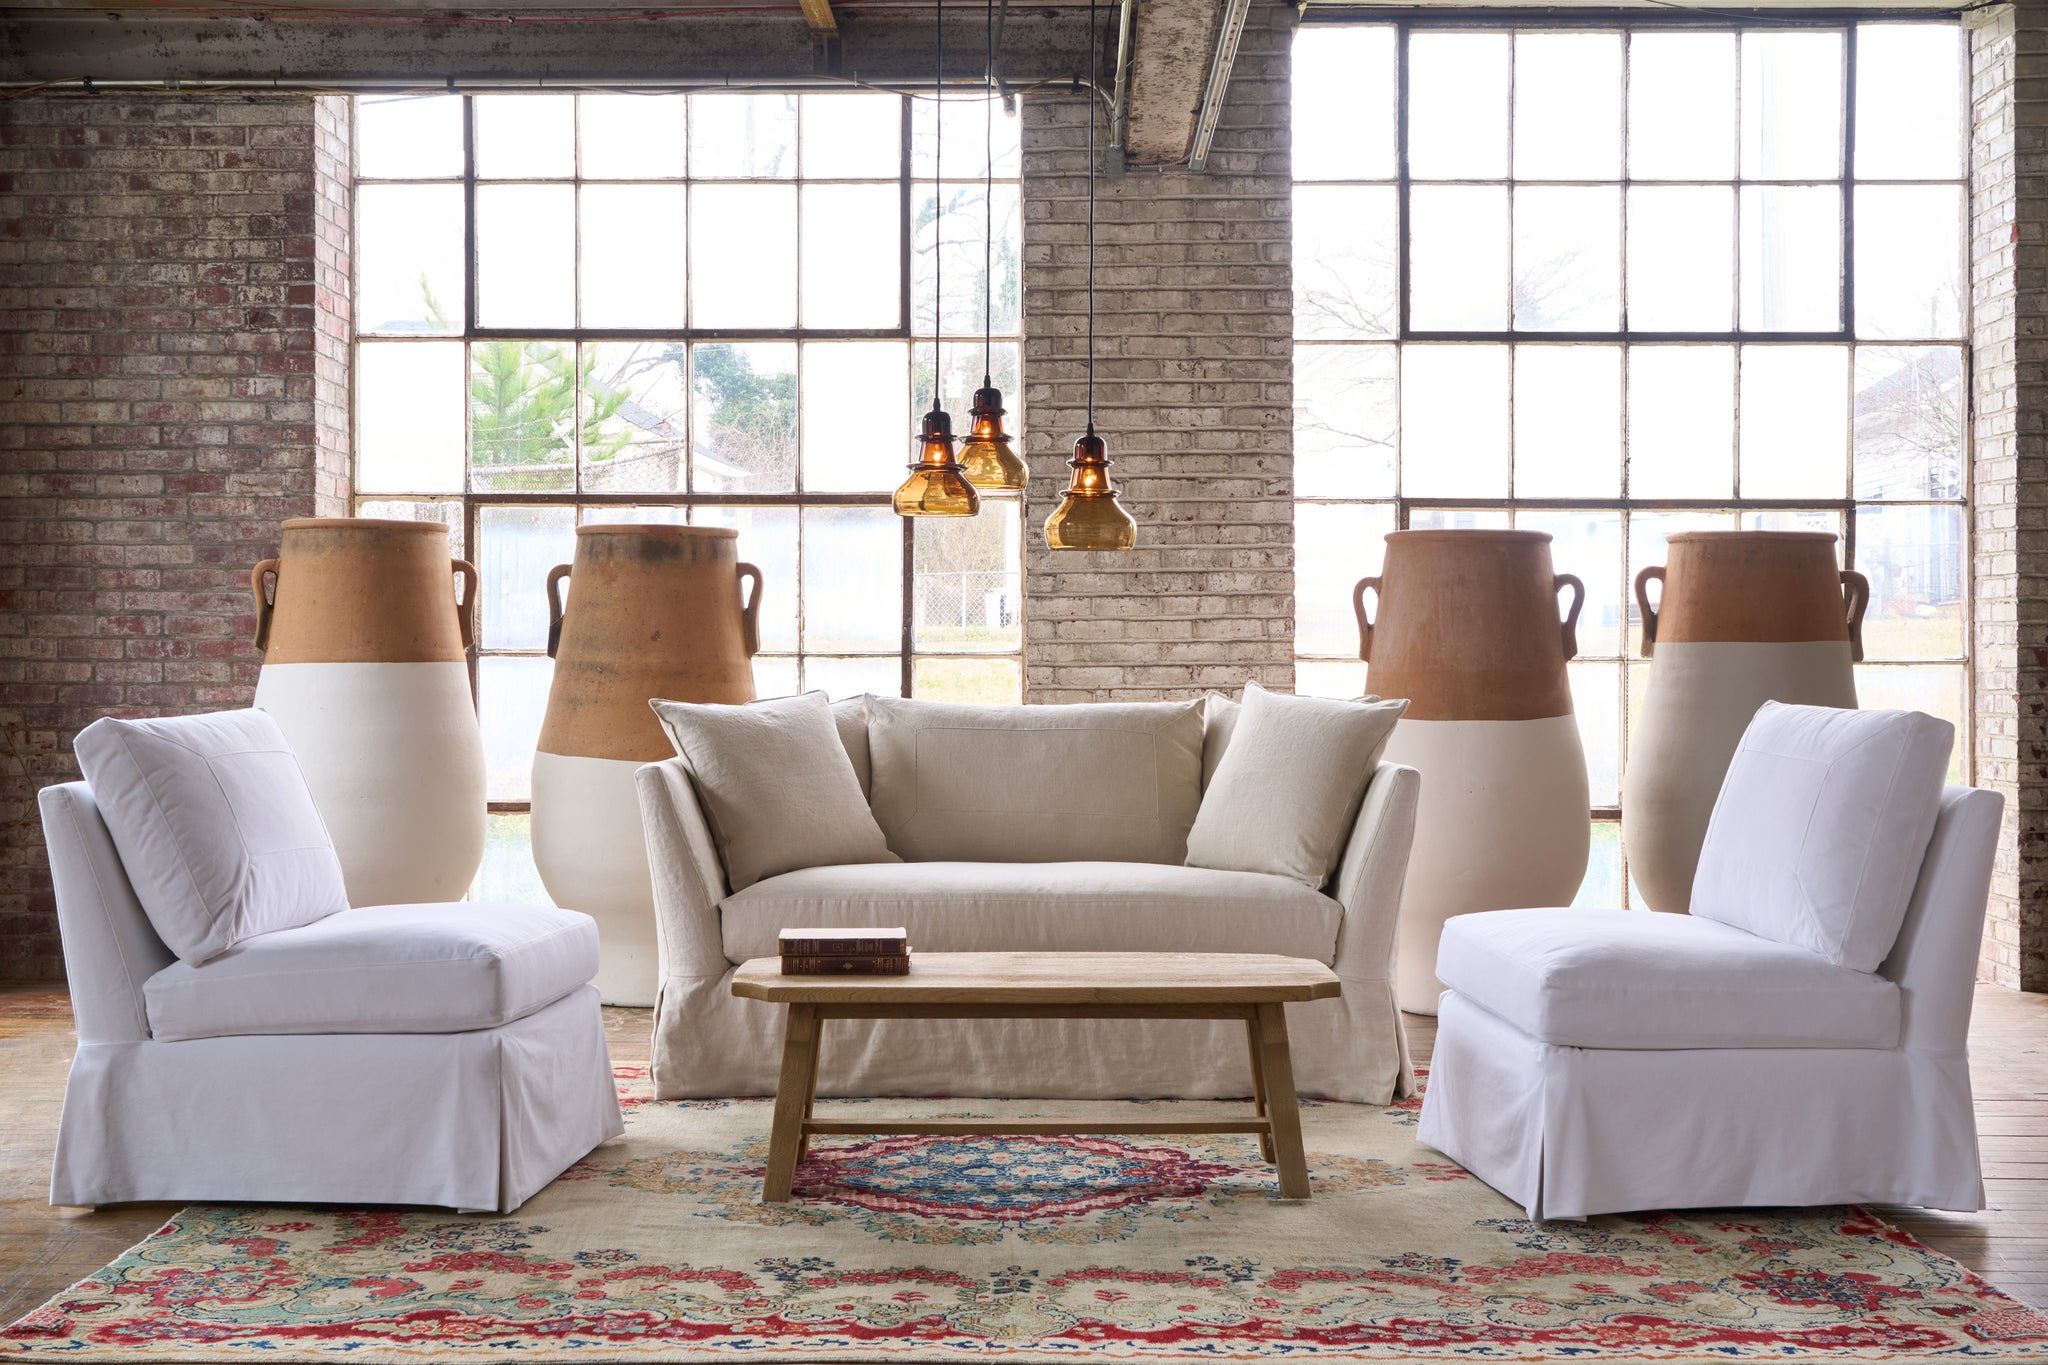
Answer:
(1186, 683, 1408, 888)
(1691, 701, 1953, 972)
(866, 696, 1206, 863)
(72, 708, 350, 965)
(651, 691, 898, 892)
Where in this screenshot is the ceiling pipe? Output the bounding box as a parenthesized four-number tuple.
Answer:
(1184, 0, 1248, 171)
(1102, 0, 1135, 175)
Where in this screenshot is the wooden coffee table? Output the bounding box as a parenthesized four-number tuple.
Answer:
(730, 951, 1342, 1203)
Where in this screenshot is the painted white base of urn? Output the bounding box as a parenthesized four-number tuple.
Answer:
(1385, 715, 1592, 1016)
(531, 750, 660, 1007)
(1623, 639, 1857, 915)
(254, 661, 486, 909)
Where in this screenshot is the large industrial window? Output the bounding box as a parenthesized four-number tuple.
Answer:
(348, 91, 1025, 899)
(1291, 20, 1969, 907)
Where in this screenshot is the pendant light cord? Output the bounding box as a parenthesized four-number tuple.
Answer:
(931, 0, 943, 416)
(983, 0, 995, 391)
(1085, 0, 1096, 439)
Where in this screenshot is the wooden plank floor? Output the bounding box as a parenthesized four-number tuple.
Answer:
(1, 984, 2042, 1328)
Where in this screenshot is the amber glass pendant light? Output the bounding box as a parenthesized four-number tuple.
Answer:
(956, 0, 1027, 493)
(1044, 0, 1135, 551)
(895, 0, 982, 520)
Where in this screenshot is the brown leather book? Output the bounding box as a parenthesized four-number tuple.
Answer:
(780, 953, 912, 975)
(778, 927, 908, 958)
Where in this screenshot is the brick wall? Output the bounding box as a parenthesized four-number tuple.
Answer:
(1018, 4, 1295, 702)
(1969, 4, 2048, 990)
(0, 93, 351, 981)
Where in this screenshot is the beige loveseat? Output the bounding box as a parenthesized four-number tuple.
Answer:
(635, 695, 1421, 1104)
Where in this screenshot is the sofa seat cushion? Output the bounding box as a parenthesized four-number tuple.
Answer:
(720, 861, 1343, 964)
(1435, 908, 1900, 1050)
(144, 903, 599, 1042)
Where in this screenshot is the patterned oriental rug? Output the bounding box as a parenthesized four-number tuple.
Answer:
(5, 1068, 2047, 1363)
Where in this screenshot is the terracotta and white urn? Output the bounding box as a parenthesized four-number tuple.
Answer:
(1357, 529, 1591, 1015)
(532, 524, 761, 1005)
(251, 518, 487, 907)
(1623, 530, 1866, 913)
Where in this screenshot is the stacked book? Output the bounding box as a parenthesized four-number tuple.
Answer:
(778, 926, 911, 975)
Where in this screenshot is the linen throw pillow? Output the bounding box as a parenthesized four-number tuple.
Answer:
(1691, 701, 1953, 973)
(73, 708, 350, 965)
(1185, 682, 1409, 888)
(1202, 688, 1382, 790)
(650, 691, 898, 892)
(865, 696, 1206, 863)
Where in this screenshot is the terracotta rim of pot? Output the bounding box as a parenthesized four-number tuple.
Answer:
(280, 517, 448, 534)
(573, 523, 739, 539)
(1385, 528, 1553, 544)
(1664, 530, 1838, 544)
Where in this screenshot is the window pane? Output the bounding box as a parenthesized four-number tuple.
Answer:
(914, 340, 1021, 438)
(807, 656, 904, 700)
(913, 94, 1020, 180)
(690, 184, 797, 328)
(1410, 186, 1508, 331)
(1575, 821, 1624, 909)
(1403, 345, 1508, 496)
(1739, 345, 1848, 498)
(753, 656, 800, 699)
(802, 92, 903, 178)
(1855, 25, 1964, 180)
(690, 93, 797, 177)
(694, 342, 798, 494)
(1295, 501, 1394, 657)
(914, 501, 1022, 653)
(1513, 186, 1620, 331)
(475, 184, 575, 329)
(800, 184, 901, 329)
(478, 504, 576, 651)
(1295, 343, 1396, 498)
(354, 499, 465, 559)
(1739, 185, 1841, 332)
(1569, 660, 1621, 805)
(582, 343, 688, 494)
(1515, 346, 1620, 498)
(1740, 31, 1844, 180)
(802, 341, 908, 493)
(356, 341, 464, 494)
(1628, 346, 1734, 498)
(579, 93, 686, 179)
(1855, 664, 1965, 783)
(1297, 661, 1371, 699)
(1408, 507, 1511, 530)
(580, 505, 684, 525)
(1628, 509, 1737, 654)
(476, 813, 552, 905)
(1293, 26, 1397, 180)
(1523, 509, 1623, 660)
(357, 94, 462, 179)
(694, 504, 798, 653)
(471, 341, 577, 493)
(914, 182, 1019, 336)
(1628, 33, 1736, 180)
(474, 96, 574, 179)
(357, 185, 463, 335)
(480, 657, 552, 803)
(1855, 345, 1963, 500)
(1514, 32, 1621, 180)
(1627, 186, 1735, 332)
(915, 656, 1022, 704)
(802, 508, 902, 652)
(1854, 185, 1963, 341)
(1855, 504, 1965, 660)
(1294, 185, 1396, 340)
(580, 184, 688, 328)
(1408, 33, 1510, 179)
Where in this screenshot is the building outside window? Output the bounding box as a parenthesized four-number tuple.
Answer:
(348, 89, 1024, 900)
(1290, 20, 1970, 907)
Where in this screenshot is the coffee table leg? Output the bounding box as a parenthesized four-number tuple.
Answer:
(1254, 1002, 1311, 1199)
(796, 1012, 824, 1163)
(763, 1003, 819, 1203)
(1245, 1017, 1276, 1162)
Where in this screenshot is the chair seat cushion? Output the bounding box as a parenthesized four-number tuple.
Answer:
(1435, 908, 1900, 1050)
(144, 903, 599, 1042)
(720, 861, 1342, 965)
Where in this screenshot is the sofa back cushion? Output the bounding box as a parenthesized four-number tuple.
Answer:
(72, 708, 350, 965)
(1691, 701, 1953, 973)
(866, 696, 1206, 863)
(831, 695, 873, 802)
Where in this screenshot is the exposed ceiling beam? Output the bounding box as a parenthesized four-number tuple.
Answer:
(798, 0, 838, 34)
(1184, 0, 1248, 171)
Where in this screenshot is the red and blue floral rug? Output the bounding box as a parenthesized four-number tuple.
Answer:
(3, 1067, 2045, 1361)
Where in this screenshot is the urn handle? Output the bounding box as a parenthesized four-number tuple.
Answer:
(545, 564, 571, 660)
(1634, 566, 1666, 658)
(1555, 574, 1585, 663)
(451, 558, 479, 651)
(737, 562, 763, 658)
(1352, 577, 1381, 662)
(250, 559, 279, 653)
(1841, 570, 1870, 664)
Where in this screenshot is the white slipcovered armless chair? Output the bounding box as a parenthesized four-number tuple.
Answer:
(41, 709, 622, 1214)
(1419, 702, 1998, 1219)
